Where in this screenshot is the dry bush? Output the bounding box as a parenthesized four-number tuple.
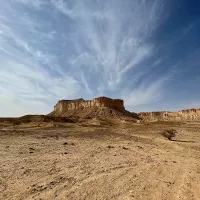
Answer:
(161, 129, 177, 140)
(12, 120, 21, 126)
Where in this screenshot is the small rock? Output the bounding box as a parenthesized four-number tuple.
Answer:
(107, 145, 114, 149)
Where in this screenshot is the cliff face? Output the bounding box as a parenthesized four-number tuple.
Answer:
(52, 96, 125, 116)
(138, 109, 200, 122)
(50, 96, 140, 122)
(51, 96, 200, 122)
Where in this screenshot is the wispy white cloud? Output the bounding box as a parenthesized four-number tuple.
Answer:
(2, 0, 194, 116)
(0, 1, 84, 116)
(51, 0, 166, 93)
(124, 77, 168, 107)
(0, 93, 51, 117)
(12, 0, 47, 9)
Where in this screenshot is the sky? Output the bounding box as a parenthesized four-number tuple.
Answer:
(0, 0, 200, 117)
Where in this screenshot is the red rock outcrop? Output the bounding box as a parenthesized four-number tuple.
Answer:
(138, 108, 200, 122)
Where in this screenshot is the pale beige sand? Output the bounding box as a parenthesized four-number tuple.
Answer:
(0, 122, 200, 200)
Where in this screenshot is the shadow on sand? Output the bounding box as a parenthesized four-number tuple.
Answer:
(171, 139, 195, 143)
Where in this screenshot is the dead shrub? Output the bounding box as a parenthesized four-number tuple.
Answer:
(12, 120, 21, 125)
(161, 129, 177, 140)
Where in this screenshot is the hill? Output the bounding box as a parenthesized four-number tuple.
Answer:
(49, 96, 140, 122)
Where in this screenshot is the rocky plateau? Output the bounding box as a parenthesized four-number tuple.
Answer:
(138, 108, 200, 122)
(49, 96, 139, 122)
(49, 96, 200, 122)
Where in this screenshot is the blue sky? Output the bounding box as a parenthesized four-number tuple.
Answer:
(0, 0, 200, 117)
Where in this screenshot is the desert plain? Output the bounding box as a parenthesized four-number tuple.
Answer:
(0, 119, 200, 200)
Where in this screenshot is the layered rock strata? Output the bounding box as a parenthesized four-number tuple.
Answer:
(138, 109, 200, 122)
(53, 96, 125, 116)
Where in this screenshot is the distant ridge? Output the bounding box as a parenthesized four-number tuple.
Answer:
(2, 97, 200, 123)
(138, 108, 200, 122)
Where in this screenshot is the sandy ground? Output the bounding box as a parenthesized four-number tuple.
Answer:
(0, 122, 200, 200)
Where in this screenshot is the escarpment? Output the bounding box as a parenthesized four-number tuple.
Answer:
(53, 97, 125, 115)
(138, 108, 200, 122)
(2, 95, 200, 123)
(49, 96, 139, 121)
(49, 96, 200, 122)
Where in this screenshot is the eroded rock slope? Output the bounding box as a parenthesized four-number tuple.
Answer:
(49, 96, 139, 121)
(138, 109, 200, 122)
